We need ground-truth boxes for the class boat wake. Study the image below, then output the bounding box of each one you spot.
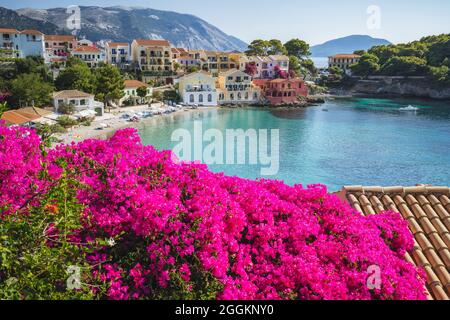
[399,105,419,111]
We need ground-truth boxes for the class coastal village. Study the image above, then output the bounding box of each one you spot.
[0,28,339,137]
[0,6,450,303]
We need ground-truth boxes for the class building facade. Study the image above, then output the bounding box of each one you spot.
[120,80,153,105]
[106,42,130,68]
[0,28,45,59]
[131,39,174,83]
[217,69,261,105]
[239,55,290,79]
[254,78,308,105]
[178,71,218,106]
[52,90,104,116]
[328,54,361,74]
[203,51,238,77]
[44,34,77,64]
[73,45,105,68]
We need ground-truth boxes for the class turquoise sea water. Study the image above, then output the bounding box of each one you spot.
[138,97,450,191]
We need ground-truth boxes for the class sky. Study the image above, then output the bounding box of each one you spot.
[1,0,449,45]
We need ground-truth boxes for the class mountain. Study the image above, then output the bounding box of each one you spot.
[9,6,248,51]
[311,35,391,57]
[0,7,60,34]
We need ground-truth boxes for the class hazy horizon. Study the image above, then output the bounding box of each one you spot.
[1,1,449,46]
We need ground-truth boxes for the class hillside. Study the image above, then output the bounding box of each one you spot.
[11,6,248,51]
[0,7,60,34]
[311,35,391,57]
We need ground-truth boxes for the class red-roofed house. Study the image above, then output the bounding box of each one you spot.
[0,28,44,59]
[328,54,361,74]
[106,42,130,68]
[44,35,77,64]
[120,80,153,105]
[131,39,174,83]
[73,45,105,68]
[254,78,308,106]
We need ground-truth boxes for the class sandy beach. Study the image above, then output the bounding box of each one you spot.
[55,103,218,145]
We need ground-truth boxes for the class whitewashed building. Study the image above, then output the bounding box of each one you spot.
[73,45,105,68]
[120,80,153,105]
[178,71,217,106]
[52,90,104,116]
[0,28,45,59]
[106,42,130,68]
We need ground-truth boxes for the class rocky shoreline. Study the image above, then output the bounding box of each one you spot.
[219,96,327,109]
[333,77,450,101]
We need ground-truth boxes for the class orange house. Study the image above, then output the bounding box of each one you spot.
[254,78,308,106]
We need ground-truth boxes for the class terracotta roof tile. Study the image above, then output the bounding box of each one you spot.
[134,39,170,46]
[124,80,148,88]
[0,28,19,33]
[44,35,76,42]
[53,90,92,99]
[337,185,450,300]
[107,42,129,47]
[74,46,100,53]
[330,54,361,59]
[20,29,43,35]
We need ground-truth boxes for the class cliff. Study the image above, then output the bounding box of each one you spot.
[347,77,450,100]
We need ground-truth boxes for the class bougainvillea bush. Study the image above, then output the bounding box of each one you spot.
[0,123,427,300]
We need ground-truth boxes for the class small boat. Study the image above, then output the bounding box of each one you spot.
[399,105,419,111]
[322,109,329,112]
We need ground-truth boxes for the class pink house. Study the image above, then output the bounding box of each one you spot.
[254,78,308,106]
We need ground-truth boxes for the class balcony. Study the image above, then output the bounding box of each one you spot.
[185,86,215,92]
[142,70,176,77]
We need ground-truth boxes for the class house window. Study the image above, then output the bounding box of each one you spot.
[208,94,212,102]
[199,94,204,103]
[245,92,249,100]
[69,99,76,105]
[80,99,86,105]
[190,94,194,103]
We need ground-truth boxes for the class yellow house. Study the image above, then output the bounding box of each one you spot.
[131,39,174,83]
[216,69,261,105]
[203,51,238,76]
[178,71,218,106]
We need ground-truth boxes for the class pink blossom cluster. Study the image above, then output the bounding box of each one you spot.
[0,123,427,300]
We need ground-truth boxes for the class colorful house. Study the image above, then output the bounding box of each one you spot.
[52,90,104,116]
[106,42,130,68]
[73,45,105,68]
[44,34,77,64]
[178,71,217,106]
[120,80,153,105]
[328,54,361,74]
[217,69,261,105]
[131,39,174,83]
[0,28,45,59]
[254,78,308,105]
[203,51,238,77]
[239,55,290,79]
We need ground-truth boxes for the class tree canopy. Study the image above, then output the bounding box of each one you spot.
[349,33,450,83]
[284,39,311,59]
[94,64,125,104]
[55,63,96,93]
[10,73,53,107]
